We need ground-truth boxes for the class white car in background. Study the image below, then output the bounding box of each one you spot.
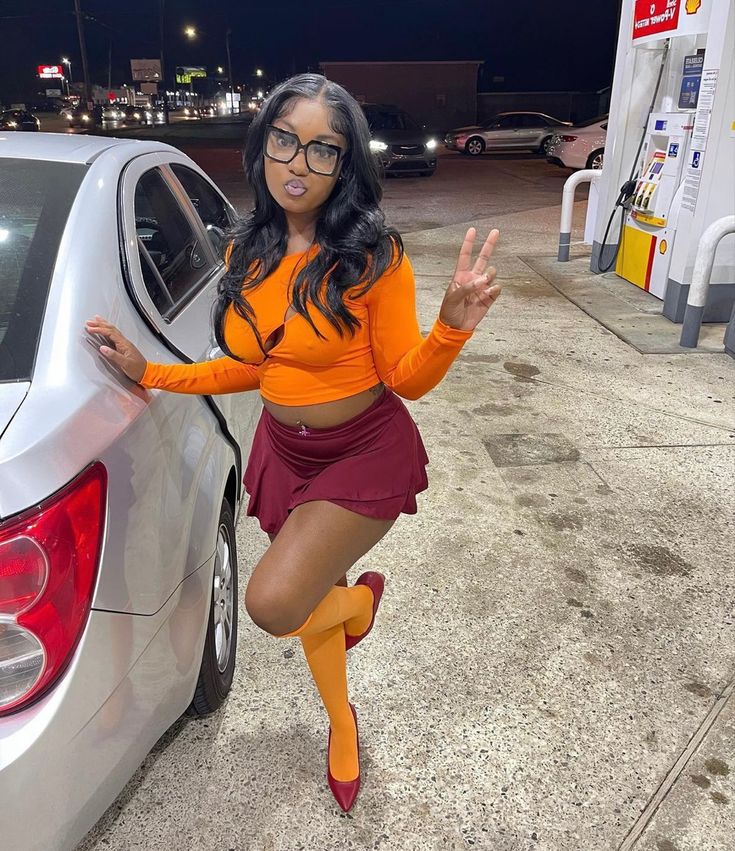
[545,115,607,170]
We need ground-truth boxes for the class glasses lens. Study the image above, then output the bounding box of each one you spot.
[266,127,298,162]
[306,142,339,175]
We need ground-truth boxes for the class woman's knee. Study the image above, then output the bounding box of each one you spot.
[244,579,307,636]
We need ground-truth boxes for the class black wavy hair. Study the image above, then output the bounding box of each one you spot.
[213,73,403,360]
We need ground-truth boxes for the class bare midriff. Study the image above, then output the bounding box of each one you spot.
[262,383,385,429]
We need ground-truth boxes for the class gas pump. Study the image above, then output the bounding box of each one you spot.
[591,0,734,328]
[616,110,694,296]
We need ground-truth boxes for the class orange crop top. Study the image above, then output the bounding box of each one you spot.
[140,247,473,404]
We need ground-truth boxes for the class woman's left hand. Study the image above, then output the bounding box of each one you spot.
[439,228,501,332]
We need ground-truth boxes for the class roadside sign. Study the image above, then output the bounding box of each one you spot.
[130,59,162,82]
[38,64,64,79]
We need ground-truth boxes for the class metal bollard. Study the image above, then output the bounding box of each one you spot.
[680,215,735,348]
[558,169,602,262]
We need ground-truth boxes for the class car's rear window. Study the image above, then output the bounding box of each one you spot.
[576,115,609,128]
[0,158,87,381]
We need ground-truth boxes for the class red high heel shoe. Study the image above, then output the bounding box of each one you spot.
[345,572,385,651]
[327,703,360,812]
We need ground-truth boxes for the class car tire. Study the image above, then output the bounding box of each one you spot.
[186,497,239,718]
[465,136,485,156]
[538,136,553,155]
[586,149,605,170]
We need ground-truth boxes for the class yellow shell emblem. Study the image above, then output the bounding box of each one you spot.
[685,0,701,14]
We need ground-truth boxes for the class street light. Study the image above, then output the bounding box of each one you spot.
[255,68,263,77]
[62,57,73,97]
[184,25,197,38]
[217,66,224,74]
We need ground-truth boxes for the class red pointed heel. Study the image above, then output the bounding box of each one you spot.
[327,703,360,812]
[345,572,384,651]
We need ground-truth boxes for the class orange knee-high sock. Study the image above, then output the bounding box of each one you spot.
[300,626,359,782]
[280,585,373,638]
[279,586,373,784]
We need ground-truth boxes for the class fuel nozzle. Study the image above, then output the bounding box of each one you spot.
[618,180,638,208]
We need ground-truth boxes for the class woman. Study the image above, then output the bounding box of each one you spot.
[86,74,501,812]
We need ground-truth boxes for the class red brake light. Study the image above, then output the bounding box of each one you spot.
[560,135,578,142]
[0,463,107,715]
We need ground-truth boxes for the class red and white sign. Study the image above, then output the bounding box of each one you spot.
[633,0,710,43]
[633,0,681,42]
[37,64,64,79]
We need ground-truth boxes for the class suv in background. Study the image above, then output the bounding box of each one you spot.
[361,104,438,177]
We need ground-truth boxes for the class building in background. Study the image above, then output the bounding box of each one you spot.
[319,60,483,130]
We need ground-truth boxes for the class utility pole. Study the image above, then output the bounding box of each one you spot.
[159,0,169,123]
[73,0,92,108]
[107,40,112,92]
[226,28,235,116]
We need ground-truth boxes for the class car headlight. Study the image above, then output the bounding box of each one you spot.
[426,138,437,150]
[8,121,17,128]
[145,111,151,118]
[82,115,90,122]
[369,140,388,153]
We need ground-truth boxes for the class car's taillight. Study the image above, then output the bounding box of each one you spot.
[0,463,107,716]
[560,135,578,142]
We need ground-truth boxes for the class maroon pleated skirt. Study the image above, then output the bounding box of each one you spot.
[243,389,429,535]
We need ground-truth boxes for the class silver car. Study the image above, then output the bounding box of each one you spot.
[0,133,257,850]
[444,111,571,156]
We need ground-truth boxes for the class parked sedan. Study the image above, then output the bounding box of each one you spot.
[362,104,438,177]
[545,115,607,170]
[0,110,40,132]
[0,133,256,851]
[445,111,571,156]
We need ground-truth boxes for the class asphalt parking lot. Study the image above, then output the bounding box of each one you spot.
[77,152,733,851]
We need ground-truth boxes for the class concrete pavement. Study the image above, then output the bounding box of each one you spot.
[78,170,733,851]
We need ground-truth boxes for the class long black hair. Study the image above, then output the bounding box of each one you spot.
[213,73,403,360]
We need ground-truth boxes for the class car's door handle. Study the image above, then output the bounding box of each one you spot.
[207,346,223,360]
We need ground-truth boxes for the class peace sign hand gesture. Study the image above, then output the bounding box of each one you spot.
[438,228,501,333]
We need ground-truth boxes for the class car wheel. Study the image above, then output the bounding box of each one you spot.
[465,136,485,156]
[538,136,553,155]
[586,149,604,170]
[186,497,239,717]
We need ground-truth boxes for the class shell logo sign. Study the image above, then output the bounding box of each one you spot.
[633,0,709,42]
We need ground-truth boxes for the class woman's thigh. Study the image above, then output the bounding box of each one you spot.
[246,500,394,635]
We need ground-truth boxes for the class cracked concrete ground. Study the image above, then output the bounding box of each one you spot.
[78,157,734,851]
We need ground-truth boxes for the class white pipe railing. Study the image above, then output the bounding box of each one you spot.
[680,215,735,348]
[558,169,602,262]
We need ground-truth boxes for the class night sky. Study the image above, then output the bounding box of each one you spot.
[0,0,620,102]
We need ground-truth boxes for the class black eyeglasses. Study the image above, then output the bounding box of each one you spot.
[264,125,344,176]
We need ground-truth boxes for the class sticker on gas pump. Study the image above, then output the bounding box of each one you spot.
[668,143,680,157]
[691,150,701,168]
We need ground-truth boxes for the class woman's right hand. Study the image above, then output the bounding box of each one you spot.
[85,316,148,384]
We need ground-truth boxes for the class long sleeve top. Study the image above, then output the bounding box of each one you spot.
[140,248,472,403]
